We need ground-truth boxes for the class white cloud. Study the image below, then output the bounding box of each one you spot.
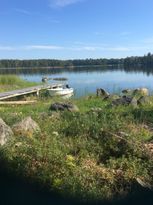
[69,45,131,52]
[0,45,63,51]
[70,46,97,51]
[24,45,63,50]
[14,8,31,15]
[0,44,152,52]
[49,0,85,8]
[83,46,97,51]
[106,47,130,51]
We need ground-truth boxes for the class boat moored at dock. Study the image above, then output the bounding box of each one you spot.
[47,84,74,97]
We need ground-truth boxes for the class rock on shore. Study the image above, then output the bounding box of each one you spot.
[12,116,41,137]
[0,118,13,146]
[49,102,79,112]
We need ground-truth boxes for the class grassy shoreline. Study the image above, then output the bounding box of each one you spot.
[0,75,38,92]
[0,76,153,203]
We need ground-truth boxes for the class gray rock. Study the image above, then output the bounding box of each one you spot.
[122,89,131,94]
[0,118,13,146]
[130,97,138,107]
[96,88,110,98]
[112,96,137,107]
[133,88,149,96]
[68,104,79,112]
[112,96,129,106]
[103,94,120,101]
[137,96,150,105]
[49,102,79,112]
[12,116,40,136]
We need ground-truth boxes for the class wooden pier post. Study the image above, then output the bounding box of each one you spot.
[36,89,39,96]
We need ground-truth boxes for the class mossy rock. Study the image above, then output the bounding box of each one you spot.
[12,116,41,137]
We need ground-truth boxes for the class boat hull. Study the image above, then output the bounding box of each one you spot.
[48,88,74,96]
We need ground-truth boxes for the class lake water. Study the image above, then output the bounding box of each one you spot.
[0,66,153,97]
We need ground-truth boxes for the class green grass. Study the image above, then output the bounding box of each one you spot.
[0,75,38,92]
[0,76,153,202]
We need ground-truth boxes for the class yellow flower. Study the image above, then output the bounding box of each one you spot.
[66,154,75,161]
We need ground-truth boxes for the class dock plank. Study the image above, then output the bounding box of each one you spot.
[0,84,62,100]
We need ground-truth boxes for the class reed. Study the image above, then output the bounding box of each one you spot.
[0,75,38,92]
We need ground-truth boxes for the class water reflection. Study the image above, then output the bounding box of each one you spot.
[0,66,153,97]
[0,65,153,75]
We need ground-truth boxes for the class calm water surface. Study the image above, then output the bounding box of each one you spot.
[1,66,153,97]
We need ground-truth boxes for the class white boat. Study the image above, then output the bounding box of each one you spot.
[48,84,74,96]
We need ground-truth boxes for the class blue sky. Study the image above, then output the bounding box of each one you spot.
[0,0,153,59]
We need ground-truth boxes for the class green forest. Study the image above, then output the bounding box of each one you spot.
[0,53,153,68]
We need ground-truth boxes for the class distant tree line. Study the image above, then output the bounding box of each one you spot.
[0,58,123,68]
[124,53,153,68]
[0,53,153,68]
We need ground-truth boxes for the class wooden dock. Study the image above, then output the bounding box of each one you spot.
[0,84,61,101]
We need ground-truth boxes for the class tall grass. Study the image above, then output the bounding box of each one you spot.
[0,75,38,92]
[0,95,153,202]
[0,75,25,85]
